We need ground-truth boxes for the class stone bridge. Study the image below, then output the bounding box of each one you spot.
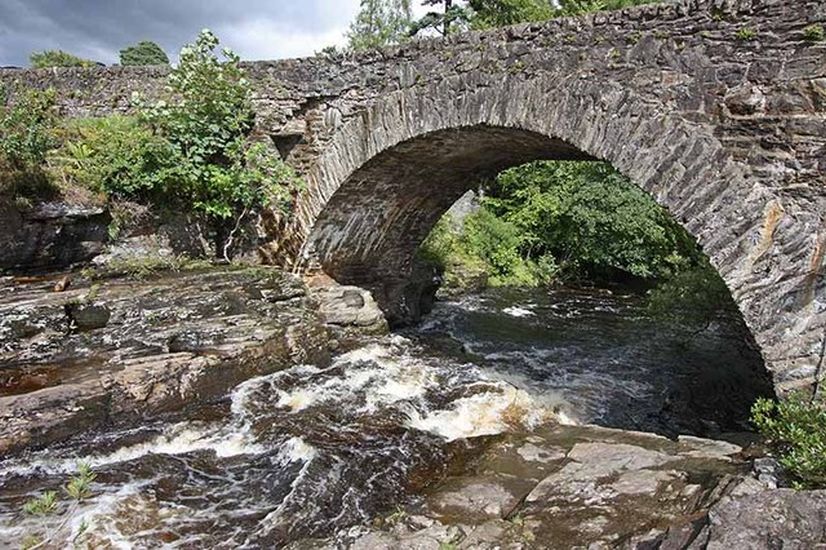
[1,0,825,395]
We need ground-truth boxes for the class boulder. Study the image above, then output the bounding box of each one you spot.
[0,199,109,271]
[691,489,826,549]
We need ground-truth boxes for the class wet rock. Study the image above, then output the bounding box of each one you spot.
[0,267,387,455]
[365,260,443,327]
[65,302,111,331]
[0,383,110,456]
[311,283,389,351]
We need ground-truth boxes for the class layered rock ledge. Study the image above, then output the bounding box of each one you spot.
[299,424,823,549]
[0,267,387,455]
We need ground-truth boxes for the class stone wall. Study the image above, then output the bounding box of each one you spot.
[1,0,824,394]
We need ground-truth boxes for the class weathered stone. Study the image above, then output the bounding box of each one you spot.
[724,84,766,115]
[698,489,826,549]
[305,424,760,549]
[1,0,824,394]
[0,199,110,271]
[0,267,387,455]
[65,302,111,331]
[310,281,389,350]
[430,478,522,522]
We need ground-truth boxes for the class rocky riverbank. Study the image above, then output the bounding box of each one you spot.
[0,266,387,455]
[1,269,824,548]
[1,206,823,548]
[296,424,823,549]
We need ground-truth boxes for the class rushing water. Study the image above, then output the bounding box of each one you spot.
[0,286,773,548]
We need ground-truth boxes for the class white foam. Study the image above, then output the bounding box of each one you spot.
[503,306,535,317]
[281,437,318,463]
[406,384,556,441]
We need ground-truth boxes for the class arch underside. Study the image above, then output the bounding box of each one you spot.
[306,126,592,294]
[297,76,825,396]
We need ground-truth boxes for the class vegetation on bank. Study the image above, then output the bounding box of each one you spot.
[29,50,99,69]
[752,395,826,489]
[1,30,302,258]
[20,463,96,549]
[0,85,58,202]
[418,161,722,310]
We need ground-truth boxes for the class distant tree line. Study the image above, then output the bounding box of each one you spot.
[29,40,170,69]
[347,0,656,50]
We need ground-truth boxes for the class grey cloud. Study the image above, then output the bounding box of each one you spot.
[0,0,359,67]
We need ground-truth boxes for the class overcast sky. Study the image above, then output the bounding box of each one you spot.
[0,0,432,67]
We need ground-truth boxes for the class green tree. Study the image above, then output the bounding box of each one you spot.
[467,0,554,29]
[348,0,413,50]
[119,41,170,66]
[30,50,98,69]
[411,0,472,36]
[486,161,699,280]
[556,0,655,16]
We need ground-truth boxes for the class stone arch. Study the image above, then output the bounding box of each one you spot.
[293,72,823,395]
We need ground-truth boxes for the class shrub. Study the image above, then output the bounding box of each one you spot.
[23,491,58,516]
[803,24,825,42]
[736,27,758,41]
[17,464,96,548]
[119,41,170,66]
[65,463,96,500]
[30,50,97,69]
[50,115,172,198]
[752,395,826,489]
[0,85,59,199]
[139,29,302,227]
[48,30,302,257]
[0,86,57,168]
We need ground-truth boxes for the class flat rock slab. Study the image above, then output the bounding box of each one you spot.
[307,424,758,549]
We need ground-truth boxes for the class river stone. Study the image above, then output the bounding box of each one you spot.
[311,283,389,351]
[516,442,566,463]
[328,425,755,550]
[65,302,111,331]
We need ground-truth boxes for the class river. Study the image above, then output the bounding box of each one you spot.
[0,286,774,548]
